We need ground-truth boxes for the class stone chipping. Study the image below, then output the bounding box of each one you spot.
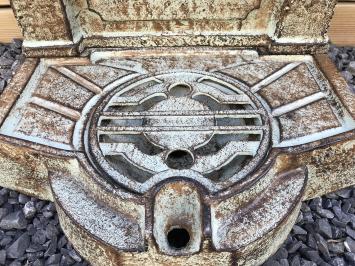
[0,41,355,265]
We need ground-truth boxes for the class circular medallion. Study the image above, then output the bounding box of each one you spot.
[87,71,270,193]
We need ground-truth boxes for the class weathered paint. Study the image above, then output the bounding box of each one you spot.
[153,182,203,255]
[11,0,336,56]
[2,0,355,264]
[0,49,354,265]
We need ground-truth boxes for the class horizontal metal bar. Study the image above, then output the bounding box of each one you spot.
[97,125,265,134]
[100,109,264,120]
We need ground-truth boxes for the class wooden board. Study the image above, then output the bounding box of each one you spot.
[0,8,22,43]
[0,3,355,46]
[329,3,355,46]
[0,0,10,7]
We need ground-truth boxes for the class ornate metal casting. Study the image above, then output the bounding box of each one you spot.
[0,1,354,265]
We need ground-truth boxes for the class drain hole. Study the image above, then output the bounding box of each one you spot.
[167,228,190,249]
[169,84,191,97]
[166,150,194,169]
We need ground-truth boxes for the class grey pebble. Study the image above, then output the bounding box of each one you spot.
[18,194,30,204]
[264,259,281,266]
[324,199,333,209]
[332,226,346,239]
[329,257,346,266]
[7,232,30,259]
[0,249,6,265]
[342,201,352,213]
[57,235,67,249]
[345,237,355,253]
[310,198,322,210]
[33,259,44,266]
[23,201,36,219]
[341,71,354,82]
[317,218,333,238]
[348,61,355,75]
[61,254,76,265]
[279,258,289,266]
[290,255,301,266]
[0,210,27,230]
[46,253,62,264]
[8,261,21,266]
[307,235,318,250]
[303,212,314,223]
[287,241,302,253]
[328,241,345,255]
[0,235,12,246]
[273,247,288,260]
[69,249,82,262]
[32,229,47,245]
[345,252,355,264]
[346,225,355,239]
[0,208,8,220]
[301,260,317,266]
[292,225,307,235]
[336,188,353,199]
[315,234,331,260]
[45,223,59,239]
[300,248,322,263]
[0,80,5,93]
[316,207,335,219]
[27,243,45,253]
[45,239,58,257]
[0,195,5,206]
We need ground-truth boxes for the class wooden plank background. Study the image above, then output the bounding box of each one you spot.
[0,2,355,46]
[0,0,10,7]
[329,3,355,46]
[0,9,22,43]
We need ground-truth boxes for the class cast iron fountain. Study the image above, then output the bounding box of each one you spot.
[0,0,354,265]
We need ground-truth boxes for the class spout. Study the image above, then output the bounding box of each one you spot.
[153,181,203,255]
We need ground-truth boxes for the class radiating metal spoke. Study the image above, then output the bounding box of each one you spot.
[30,96,81,121]
[271,92,325,117]
[251,62,302,93]
[52,66,102,95]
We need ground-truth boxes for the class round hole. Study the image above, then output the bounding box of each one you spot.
[167,227,190,249]
[168,83,192,97]
[166,150,194,169]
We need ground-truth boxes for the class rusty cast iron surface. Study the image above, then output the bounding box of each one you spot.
[11,0,336,56]
[0,50,354,265]
[0,0,354,265]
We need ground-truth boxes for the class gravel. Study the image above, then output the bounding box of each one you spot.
[265,188,355,266]
[0,40,22,93]
[0,41,355,265]
[0,187,89,266]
